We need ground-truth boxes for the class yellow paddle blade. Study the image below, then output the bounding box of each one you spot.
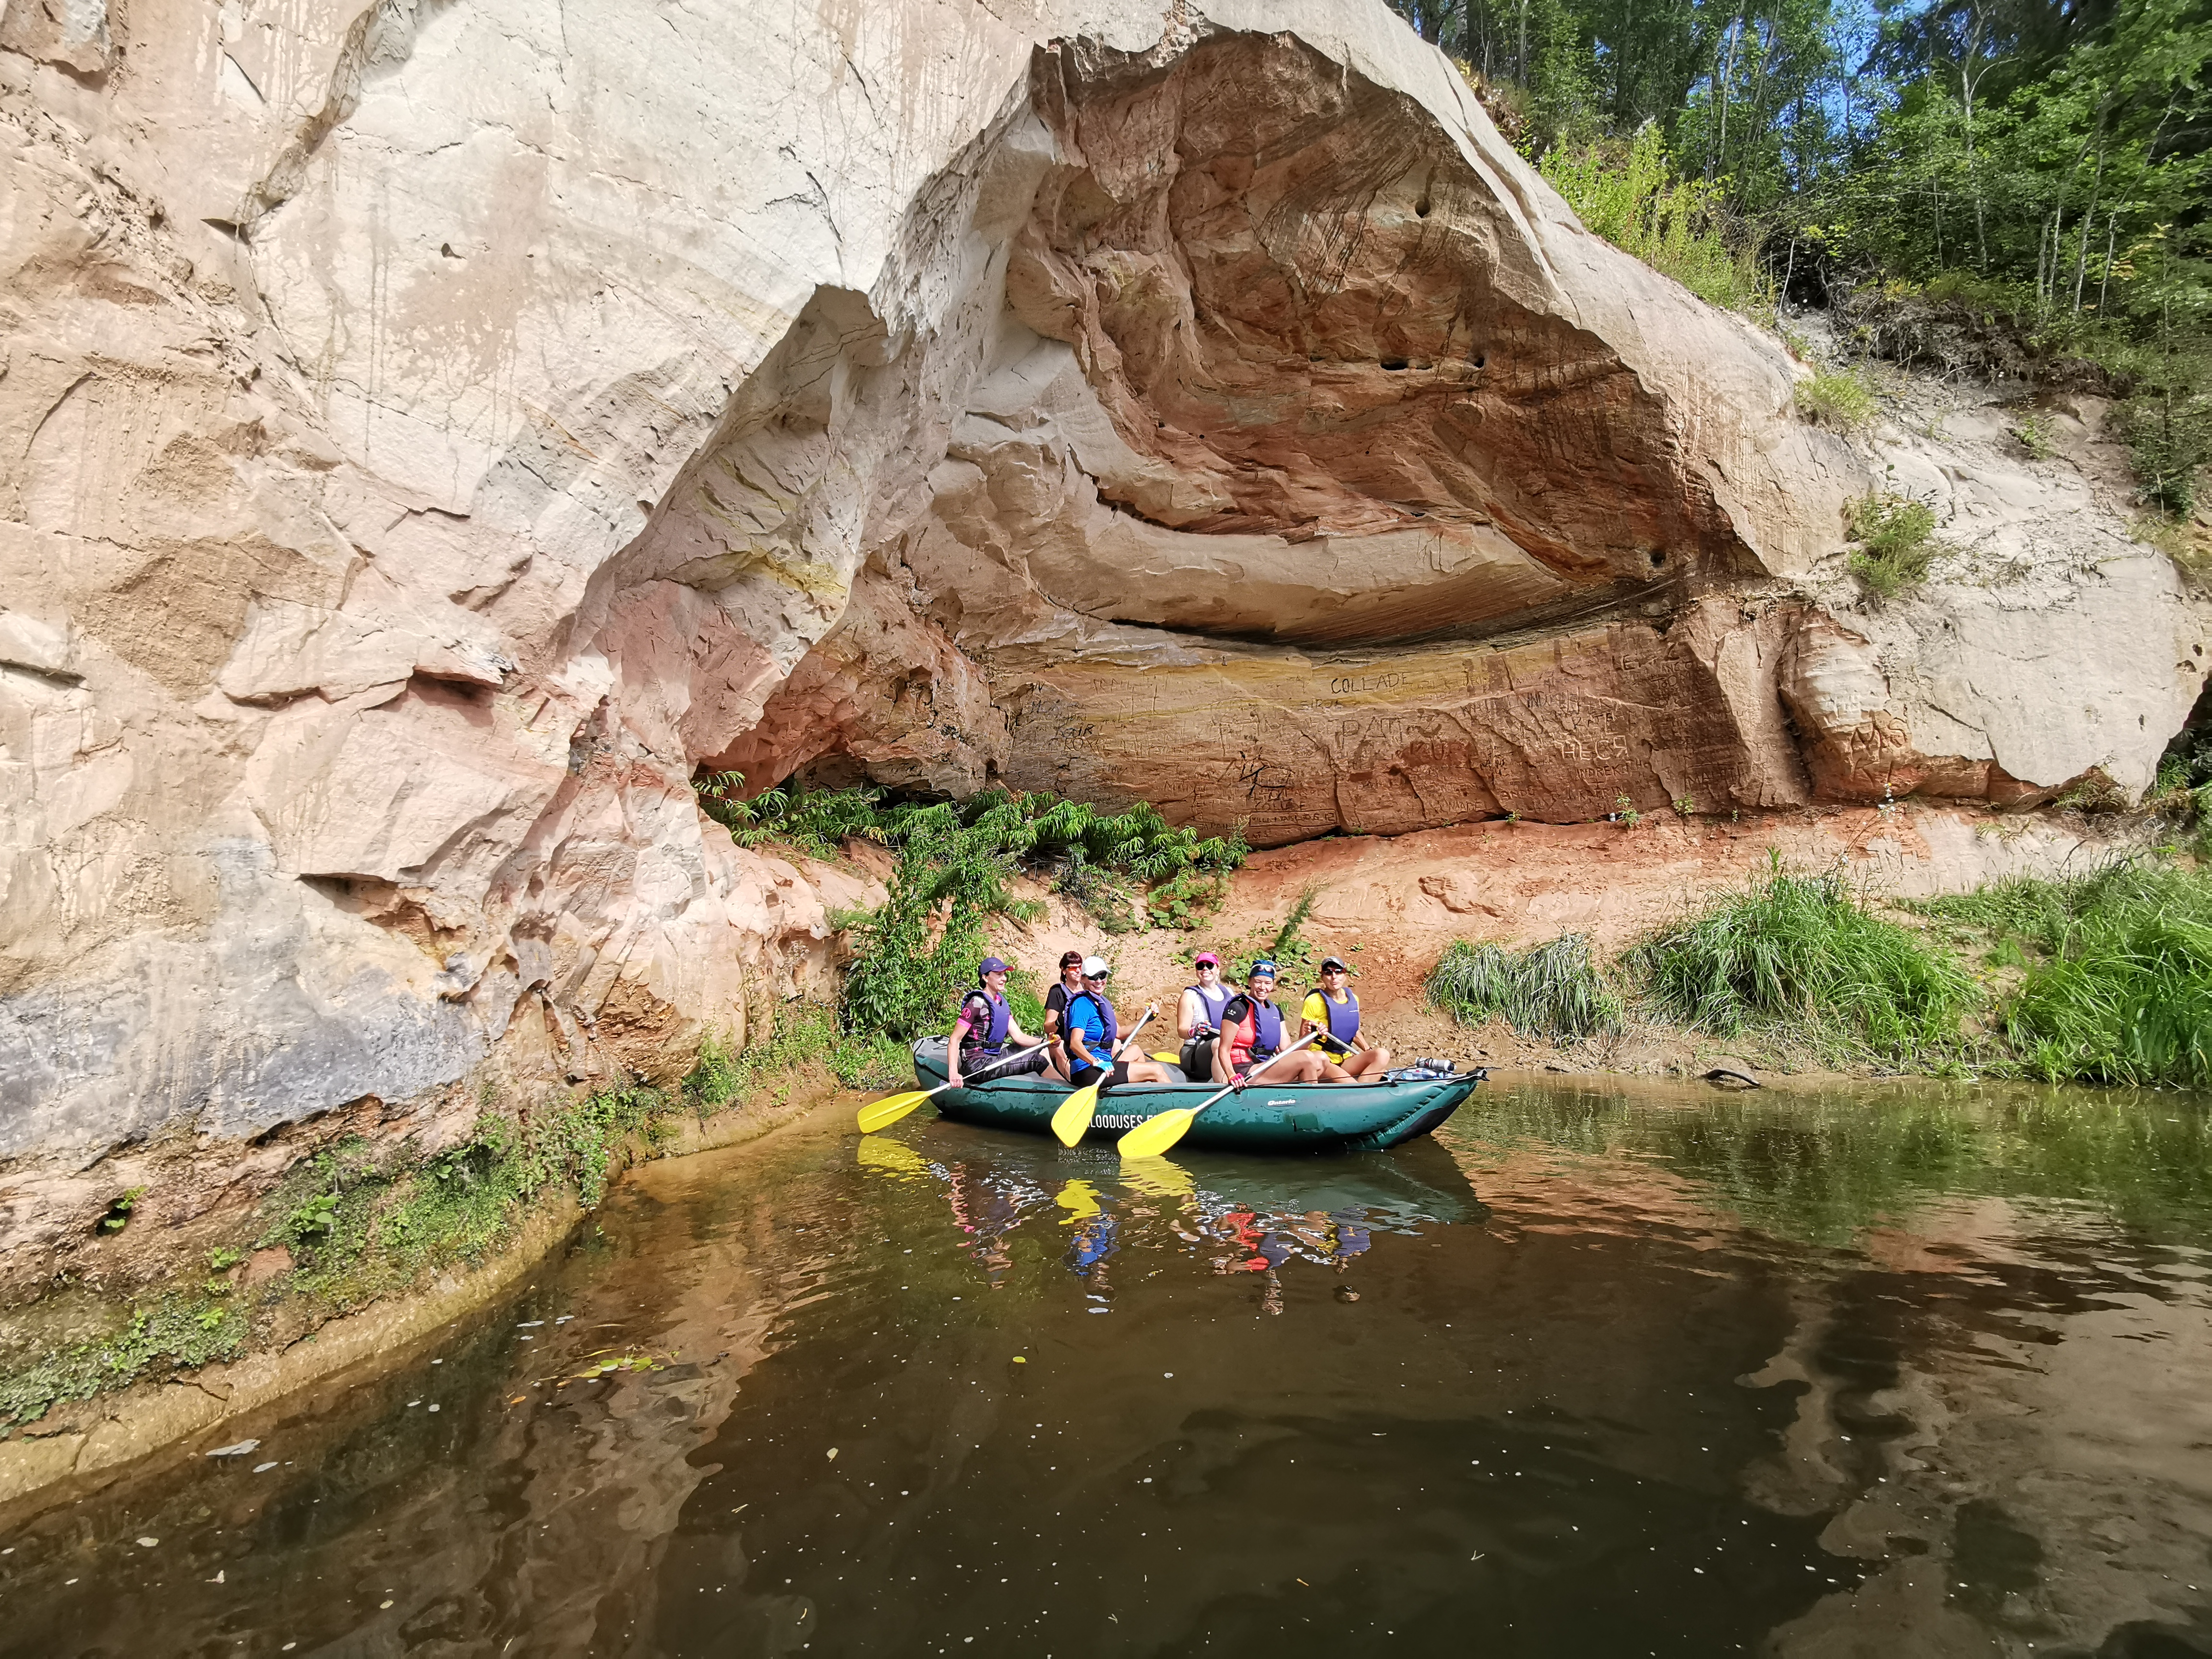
[1048,1082,1101,1148]
[1150,1051,1180,1064]
[856,1090,929,1133]
[1117,1106,1201,1160]
[1056,1178,1101,1222]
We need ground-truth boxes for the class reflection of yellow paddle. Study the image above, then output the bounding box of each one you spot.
[857,1137,932,1177]
[1117,1032,1324,1159]
[1056,1179,1102,1222]
[1048,1008,1156,1148]
[1120,1157,1196,1201]
[857,1042,1048,1133]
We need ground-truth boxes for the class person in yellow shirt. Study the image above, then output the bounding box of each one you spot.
[1299,956,1392,1081]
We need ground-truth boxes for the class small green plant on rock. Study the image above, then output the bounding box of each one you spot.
[1845,492,1938,599]
[97,1188,146,1234]
[2011,411,2056,459]
[1795,366,1878,430]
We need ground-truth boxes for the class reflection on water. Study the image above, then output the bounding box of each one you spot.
[1,1077,2209,1657]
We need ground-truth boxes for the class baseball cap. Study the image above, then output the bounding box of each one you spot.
[1247,958,1278,979]
[978,956,1011,977]
[1320,956,1349,974]
[1194,952,1219,968]
[1082,955,1112,979]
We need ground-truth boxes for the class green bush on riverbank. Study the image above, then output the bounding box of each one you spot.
[1627,857,1973,1066]
[700,782,1249,1044]
[1919,864,2212,1089]
[1428,854,2212,1088]
[1427,934,1623,1044]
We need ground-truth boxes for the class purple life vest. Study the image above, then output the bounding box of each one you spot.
[958,989,1011,1061]
[1065,991,1118,1063]
[1321,989,1360,1050]
[1187,981,1231,1032]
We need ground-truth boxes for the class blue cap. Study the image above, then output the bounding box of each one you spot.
[977,956,1011,978]
[1248,959,1279,978]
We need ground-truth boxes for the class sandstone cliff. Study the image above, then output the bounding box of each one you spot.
[0,0,2204,1282]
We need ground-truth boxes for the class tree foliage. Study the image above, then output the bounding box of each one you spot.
[1387,0,2212,512]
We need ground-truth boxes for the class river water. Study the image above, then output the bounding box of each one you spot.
[5,1077,2211,1658]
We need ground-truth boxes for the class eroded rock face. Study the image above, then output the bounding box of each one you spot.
[0,0,2202,1210]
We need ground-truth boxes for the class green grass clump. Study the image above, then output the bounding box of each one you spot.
[1625,856,1972,1065]
[1796,366,1880,430]
[1427,934,1624,1044]
[1845,491,1938,597]
[1539,125,1770,315]
[1919,863,2212,1089]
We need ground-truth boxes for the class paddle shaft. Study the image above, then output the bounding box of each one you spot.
[945,1038,1050,1093]
[1203,1028,1323,1108]
[1113,1031,1326,1158]
[1110,1007,1156,1062]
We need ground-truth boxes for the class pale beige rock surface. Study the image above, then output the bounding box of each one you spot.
[0,0,2201,1253]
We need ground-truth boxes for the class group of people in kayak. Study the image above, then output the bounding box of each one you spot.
[945,948,1391,1093]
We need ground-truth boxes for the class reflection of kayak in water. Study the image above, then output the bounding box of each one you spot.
[909,1037,1485,1153]
[1187,1138,1484,1233]
[855,1132,1486,1281]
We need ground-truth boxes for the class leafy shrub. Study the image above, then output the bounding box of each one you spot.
[1539,124,1769,315]
[1427,934,1624,1043]
[684,784,1254,1042]
[1796,366,1879,430]
[694,773,890,860]
[1845,492,1938,597]
[1626,855,1972,1064]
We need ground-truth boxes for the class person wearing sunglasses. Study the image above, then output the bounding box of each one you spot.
[1214,959,1349,1086]
[947,957,1050,1089]
[1300,955,1392,1079]
[1062,957,1177,1091]
[1176,950,1235,1083]
[1041,949,1087,1081]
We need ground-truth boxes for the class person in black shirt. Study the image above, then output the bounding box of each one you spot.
[1041,949,1085,1081]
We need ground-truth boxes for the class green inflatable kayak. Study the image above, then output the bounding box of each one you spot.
[908,1038,1486,1154]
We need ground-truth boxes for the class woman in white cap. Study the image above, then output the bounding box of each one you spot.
[946,956,1048,1090]
[1061,957,1177,1092]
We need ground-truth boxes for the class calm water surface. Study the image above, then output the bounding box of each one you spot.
[5,1077,2212,1658]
